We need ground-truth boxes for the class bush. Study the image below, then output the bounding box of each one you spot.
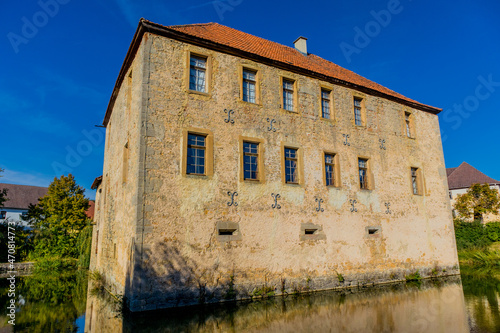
[0,222,34,262]
[454,220,492,251]
[485,222,500,242]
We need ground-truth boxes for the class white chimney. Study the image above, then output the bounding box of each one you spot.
[293,36,308,55]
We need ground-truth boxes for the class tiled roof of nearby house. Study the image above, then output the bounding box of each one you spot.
[0,184,48,210]
[447,162,500,190]
[91,176,102,190]
[103,19,441,125]
[86,200,95,220]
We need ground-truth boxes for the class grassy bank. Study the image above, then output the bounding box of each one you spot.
[455,220,500,268]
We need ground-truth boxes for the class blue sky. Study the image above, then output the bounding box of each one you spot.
[1,0,499,200]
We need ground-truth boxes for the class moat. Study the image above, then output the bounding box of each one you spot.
[1,268,499,332]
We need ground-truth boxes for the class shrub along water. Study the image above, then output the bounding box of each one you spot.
[454,220,500,267]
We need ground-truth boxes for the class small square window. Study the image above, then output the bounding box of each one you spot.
[283,79,295,111]
[321,89,331,119]
[285,147,298,184]
[242,69,257,103]
[187,134,206,175]
[358,158,369,189]
[354,97,363,126]
[189,55,207,92]
[0,211,6,219]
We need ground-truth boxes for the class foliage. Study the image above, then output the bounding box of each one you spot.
[26,174,90,259]
[454,220,493,250]
[76,224,93,269]
[337,272,344,283]
[454,183,500,222]
[0,257,89,332]
[486,222,500,242]
[405,271,422,282]
[458,246,500,267]
[0,169,7,208]
[0,222,34,262]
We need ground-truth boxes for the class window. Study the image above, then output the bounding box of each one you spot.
[411,167,420,195]
[405,112,412,137]
[0,211,5,219]
[242,68,257,103]
[358,158,368,189]
[282,78,295,111]
[187,133,206,175]
[321,89,331,119]
[243,142,259,180]
[189,55,207,92]
[285,148,298,183]
[325,153,336,186]
[354,97,363,126]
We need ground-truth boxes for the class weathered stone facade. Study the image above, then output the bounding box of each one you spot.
[90,20,460,311]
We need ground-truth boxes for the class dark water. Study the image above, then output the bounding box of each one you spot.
[2,269,500,332]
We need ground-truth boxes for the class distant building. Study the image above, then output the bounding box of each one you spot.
[447,162,500,222]
[0,184,48,227]
[90,19,459,312]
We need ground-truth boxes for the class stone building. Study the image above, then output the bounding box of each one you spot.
[447,161,500,222]
[90,19,459,311]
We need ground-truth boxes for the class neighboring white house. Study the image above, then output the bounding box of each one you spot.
[0,183,48,227]
[447,162,500,222]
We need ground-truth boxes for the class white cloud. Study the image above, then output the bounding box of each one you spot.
[0,168,53,188]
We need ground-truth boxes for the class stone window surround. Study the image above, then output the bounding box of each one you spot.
[410,166,424,196]
[280,142,304,186]
[238,65,262,105]
[403,109,416,139]
[185,50,212,96]
[280,76,298,113]
[239,136,266,183]
[322,151,341,187]
[352,92,367,127]
[319,86,334,121]
[358,156,374,191]
[181,127,214,178]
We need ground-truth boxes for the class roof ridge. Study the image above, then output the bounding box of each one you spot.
[166,22,217,29]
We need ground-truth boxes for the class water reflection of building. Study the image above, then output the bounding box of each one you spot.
[90,19,460,311]
[85,278,469,333]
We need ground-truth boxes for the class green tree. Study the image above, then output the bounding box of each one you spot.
[0,168,8,207]
[27,174,90,258]
[454,183,500,222]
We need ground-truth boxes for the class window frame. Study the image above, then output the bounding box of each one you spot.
[403,110,416,139]
[280,143,304,185]
[320,88,333,120]
[239,66,260,104]
[186,51,211,95]
[181,128,214,178]
[352,93,367,127]
[410,167,424,195]
[358,157,373,190]
[0,211,6,219]
[322,151,340,187]
[239,136,265,183]
[280,77,298,113]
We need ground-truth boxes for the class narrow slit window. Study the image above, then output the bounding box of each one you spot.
[189,55,207,92]
[187,134,206,175]
[405,112,412,137]
[321,89,331,119]
[354,97,363,126]
[283,79,294,111]
[359,158,368,189]
[325,153,335,186]
[243,142,259,180]
[243,69,257,103]
[305,229,317,235]
[285,148,298,184]
[411,167,419,195]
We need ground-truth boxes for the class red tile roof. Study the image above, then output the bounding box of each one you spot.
[0,184,48,210]
[167,22,435,110]
[103,19,441,125]
[447,162,500,190]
